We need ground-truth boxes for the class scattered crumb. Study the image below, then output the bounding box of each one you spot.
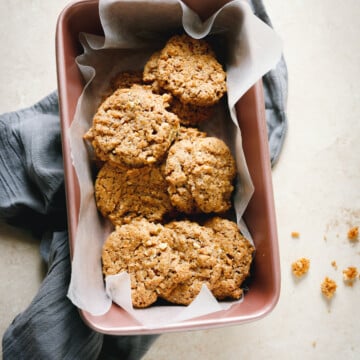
[347,226,359,241]
[291,257,310,278]
[342,266,358,286]
[323,235,327,241]
[312,341,317,348]
[331,260,338,270]
[291,231,300,238]
[321,277,337,299]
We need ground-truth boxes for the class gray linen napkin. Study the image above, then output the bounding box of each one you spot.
[1,1,287,359]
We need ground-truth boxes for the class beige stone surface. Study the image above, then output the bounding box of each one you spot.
[1,0,360,359]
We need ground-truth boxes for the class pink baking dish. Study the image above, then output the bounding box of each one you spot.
[56,0,280,335]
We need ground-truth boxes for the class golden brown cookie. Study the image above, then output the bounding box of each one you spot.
[99,70,144,102]
[143,49,214,125]
[95,161,173,225]
[102,220,186,308]
[203,217,255,300]
[157,34,227,106]
[164,137,236,214]
[161,218,254,305]
[164,139,196,213]
[169,97,214,126]
[160,220,219,304]
[86,84,180,167]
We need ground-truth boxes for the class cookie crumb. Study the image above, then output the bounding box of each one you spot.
[321,277,337,299]
[347,226,359,241]
[342,266,358,286]
[291,257,310,278]
[291,231,300,238]
[312,341,317,348]
[331,260,338,270]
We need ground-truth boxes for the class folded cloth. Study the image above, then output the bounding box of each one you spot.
[250,1,288,166]
[1,1,287,359]
[0,92,157,360]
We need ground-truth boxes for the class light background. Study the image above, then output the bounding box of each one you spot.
[1,1,360,359]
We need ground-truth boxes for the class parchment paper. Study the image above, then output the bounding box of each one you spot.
[67,0,282,327]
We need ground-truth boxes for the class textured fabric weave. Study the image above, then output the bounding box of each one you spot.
[1,1,287,359]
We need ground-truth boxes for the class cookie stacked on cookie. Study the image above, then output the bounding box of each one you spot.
[84,34,254,308]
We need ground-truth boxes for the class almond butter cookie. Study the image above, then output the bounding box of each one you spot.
[95,161,173,225]
[102,220,187,308]
[161,218,254,305]
[203,217,255,300]
[85,84,180,167]
[157,34,227,106]
[165,137,236,214]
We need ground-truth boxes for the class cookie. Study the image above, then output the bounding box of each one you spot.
[157,34,227,106]
[160,220,218,304]
[165,137,236,214]
[95,161,173,225]
[99,70,144,103]
[164,139,196,213]
[203,217,254,300]
[143,49,214,125]
[161,218,254,305]
[169,97,214,126]
[102,220,186,308]
[86,84,180,167]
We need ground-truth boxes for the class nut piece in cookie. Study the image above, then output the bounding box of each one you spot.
[157,34,227,106]
[165,137,236,214]
[95,161,173,225]
[86,84,180,167]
